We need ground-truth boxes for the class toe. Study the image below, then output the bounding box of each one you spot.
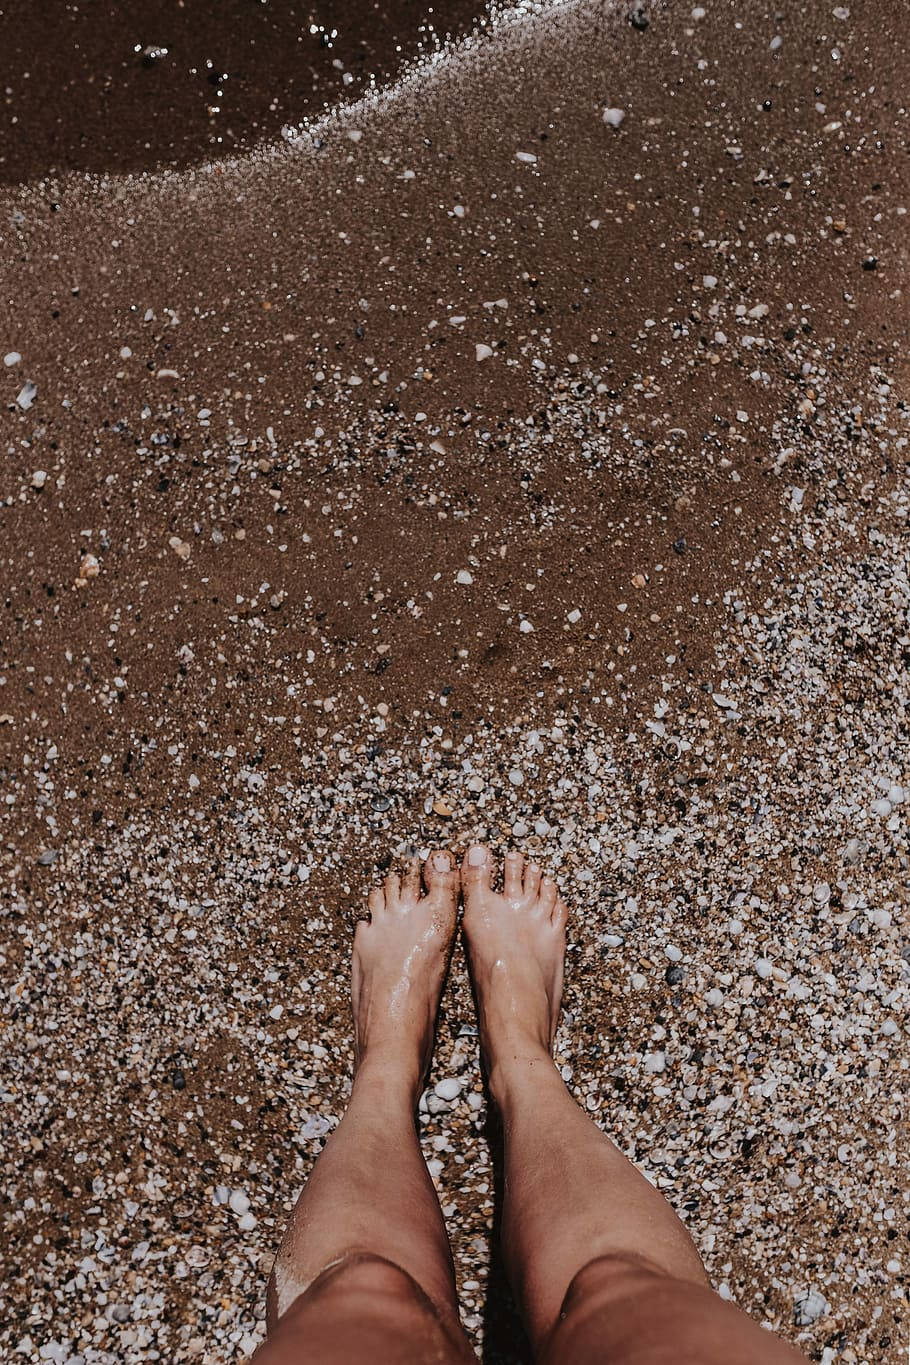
[401,855,421,902]
[383,870,401,906]
[461,844,493,897]
[423,849,458,903]
[523,861,542,898]
[538,874,558,916]
[367,886,385,920]
[551,896,569,930]
[503,849,524,898]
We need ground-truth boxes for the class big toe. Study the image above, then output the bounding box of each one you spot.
[423,850,458,908]
[461,844,493,901]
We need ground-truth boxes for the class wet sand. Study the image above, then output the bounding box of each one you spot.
[1,1,908,1360]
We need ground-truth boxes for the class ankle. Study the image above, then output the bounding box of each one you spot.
[487,1043,560,1108]
[354,1050,425,1104]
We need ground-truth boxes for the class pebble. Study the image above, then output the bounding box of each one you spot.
[456,569,474,584]
[4,350,21,366]
[602,107,626,127]
[16,380,37,409]
[434,1078,463,1102]
[475,343,494,361]
[794,1289,828,1326]
[228,1190,250,1216]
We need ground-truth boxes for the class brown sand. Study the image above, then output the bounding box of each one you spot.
[1,1,908,1360]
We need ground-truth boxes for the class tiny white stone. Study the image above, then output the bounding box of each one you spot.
[31,470,47,488]
[703,274,718,288]
[434,1078,462,1102]
[508,768,524,786]
[237,1212,257,1232]
[228,1190,250,1216]
[519,619,534,633]
[475,343,494,361]
[515,151,537,163]
[269,1004,283,1020]
[664,944,683,962]
[712,693,735,708]
[456,569,474,585]
[644,1051,666,1073]
[512,819,529,838]
[567,608,581,623]
[119,346,132,359]
[4,351,22,366]
[870,798,892,817]
[705,988,725,1007]
[602,107,626,128]
[755,958,774,979]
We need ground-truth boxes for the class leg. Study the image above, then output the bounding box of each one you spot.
[461,846,807,1363]
[254,851,475,1365]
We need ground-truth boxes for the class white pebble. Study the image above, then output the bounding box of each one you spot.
[703,274,718,289]
[515,150,537,163]
[237,1212,257,1232]
[602,107,626,128]
[508,768,524,786]
[519,619,534,633]
[644,1051,666,1073]
[870,798,892,817]
[755,958,774,979]
[31,470,47,489]
[475,343,494,361]
[4,351,22,366]
[567,608,581,623]
[228,1190,250,1216]
[434,1078,462,1102]
[705,988,725,1007]
[664,944,682,962]
[456,569,474,585]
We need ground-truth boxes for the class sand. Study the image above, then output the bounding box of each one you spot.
[1,0,907,1360]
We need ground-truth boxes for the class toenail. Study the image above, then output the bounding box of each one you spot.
[467,846,487,866]
[432,851,450,871]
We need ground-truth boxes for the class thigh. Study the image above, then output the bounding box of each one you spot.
[542,1253,808,1365]
[252,1251,477,1365]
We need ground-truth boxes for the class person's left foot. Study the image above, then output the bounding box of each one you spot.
[352,851,459,1088]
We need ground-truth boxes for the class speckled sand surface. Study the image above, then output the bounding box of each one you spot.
[1,1,908,1361]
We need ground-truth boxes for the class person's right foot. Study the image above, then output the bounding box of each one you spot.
[460,846,569,1093]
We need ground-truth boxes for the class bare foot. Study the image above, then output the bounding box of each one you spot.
[460,846,569,1096]
[352,850,459,1091]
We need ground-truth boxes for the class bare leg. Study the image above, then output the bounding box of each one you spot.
[461,846,807,1363]
[254,851,475,1364]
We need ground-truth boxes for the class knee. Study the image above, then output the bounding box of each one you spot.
[559,1251,669,1319]
[308,1250,427,1306]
